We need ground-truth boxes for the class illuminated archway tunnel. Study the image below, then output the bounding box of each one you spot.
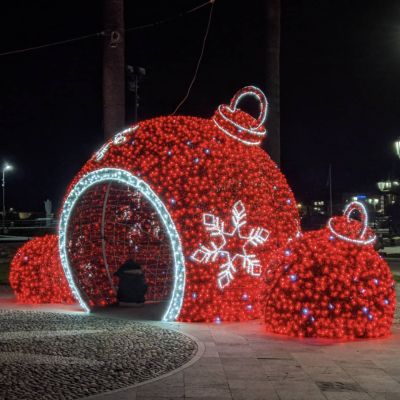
[58,169,185,321]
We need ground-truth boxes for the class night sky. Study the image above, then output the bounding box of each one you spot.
[1,0,400,213]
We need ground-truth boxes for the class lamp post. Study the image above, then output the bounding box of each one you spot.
[395,140,400,159]
[2,163,13,234]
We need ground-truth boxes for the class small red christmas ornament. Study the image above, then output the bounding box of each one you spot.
[264,201,396,339]
[9,235,74,304]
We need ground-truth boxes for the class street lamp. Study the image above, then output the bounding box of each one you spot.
[2,163,13,234]
[377,180,400,193]
[395,140,400,159]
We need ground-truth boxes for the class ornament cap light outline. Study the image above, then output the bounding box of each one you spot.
[212,86,268,146]
[327,201,376,245]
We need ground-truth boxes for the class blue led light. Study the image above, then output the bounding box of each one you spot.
[215,316,221,324]
[290,274,297,282]
[242,293,249,301]
[284,249,291,256]
[193,157,200,164]
[362,306,369,314]
[328,303,334,310]
[384,299,389,305]
[302,307,309,315]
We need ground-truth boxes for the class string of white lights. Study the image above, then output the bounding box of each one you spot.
[228,85,268,129]
[216,105,266,136]
[212,118,261,146]
[343,201,368,238]
[94,125,139,162]
[191,200,269,289]
[327,201,376,245]
[212,86,268,146]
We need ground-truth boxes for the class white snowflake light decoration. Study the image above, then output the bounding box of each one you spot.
[191,201,270,289]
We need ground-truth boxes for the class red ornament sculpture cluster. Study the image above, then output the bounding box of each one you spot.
[8,86,396,338]
[264,202,396,338]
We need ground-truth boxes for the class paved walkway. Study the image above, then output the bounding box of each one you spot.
[1,289,400,399]
[86,318,400,400]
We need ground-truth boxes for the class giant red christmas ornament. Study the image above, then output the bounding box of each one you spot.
[9,235,74,304]
[52,85,299,322]
[264,202,396,338]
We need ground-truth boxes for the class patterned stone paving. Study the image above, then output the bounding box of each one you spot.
[0,287,399,399]
[0,311,197,400]
[91,287,400,400]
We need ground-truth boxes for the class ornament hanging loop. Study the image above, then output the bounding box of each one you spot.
[229,86,268,129]
[343,201,368,239]
[327,201,376,245]
[212,86,268,146]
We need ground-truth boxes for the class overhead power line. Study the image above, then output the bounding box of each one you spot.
[172,0,215,114]
[0,32,105,57]
[0,0,213,58]
[126,0,212,32]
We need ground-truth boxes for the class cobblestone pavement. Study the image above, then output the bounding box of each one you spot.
[0,311,197,400]
[90,321,400,400]
[0,289,399,399]
[89,288,400,400]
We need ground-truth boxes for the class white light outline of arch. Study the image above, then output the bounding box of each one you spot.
[58,168,186,321]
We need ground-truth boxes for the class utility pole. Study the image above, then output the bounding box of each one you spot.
[265,0,281,165]
[103,0,125,140]
[2,170,5,234]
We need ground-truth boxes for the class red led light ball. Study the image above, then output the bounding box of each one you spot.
[9,235,74,304]
[57,86,300,321]
[264,202,396,338]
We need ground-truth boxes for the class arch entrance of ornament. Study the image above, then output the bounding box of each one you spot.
[58,168,185,321]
